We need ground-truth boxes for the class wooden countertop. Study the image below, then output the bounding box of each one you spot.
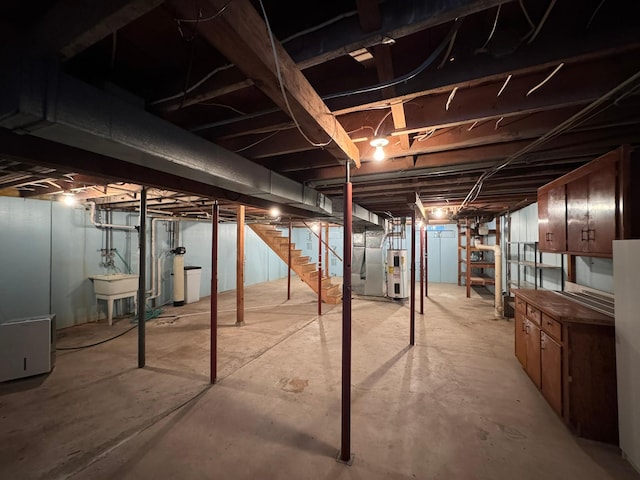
[512,289,614,327]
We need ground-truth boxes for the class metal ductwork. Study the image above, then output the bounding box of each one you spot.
[0,56,337,215]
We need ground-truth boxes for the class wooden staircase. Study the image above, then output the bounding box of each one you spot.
[249,223,342,304]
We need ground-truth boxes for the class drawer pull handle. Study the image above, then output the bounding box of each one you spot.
[547,321,553,326]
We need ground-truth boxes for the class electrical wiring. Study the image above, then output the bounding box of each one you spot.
[258,0,336,148]
[478,4,501,51]
[150,64,235,106]
[459,69,640,211]
[188,20,461,133]
[173,0,235,23]
[322,18,463,100]
[233,130,281,153]
[153,6,355,108]
[587,0,608,29]
[527,0,557,44]
[446,87,459,111]
[373,110,393,136]
[497,74,512,97]
[437,25,459,69]
[526,63,564,96]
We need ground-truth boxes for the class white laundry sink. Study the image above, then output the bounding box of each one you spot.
[89,274,139,325]
[89,274,139,295]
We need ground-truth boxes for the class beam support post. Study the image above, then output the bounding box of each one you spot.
[137,187,147,368]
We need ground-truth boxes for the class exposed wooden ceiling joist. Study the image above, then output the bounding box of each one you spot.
[169,0,361,166]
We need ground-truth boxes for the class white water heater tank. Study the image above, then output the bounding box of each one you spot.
[386,249,409,299]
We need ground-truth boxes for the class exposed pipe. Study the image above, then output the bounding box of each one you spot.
[473,241,503,319]
[87,202,137,231]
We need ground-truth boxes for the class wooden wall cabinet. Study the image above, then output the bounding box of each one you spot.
[566,161,616,255]
[513,289,618,444]
[537,145,638,257]
[538,184,567,252]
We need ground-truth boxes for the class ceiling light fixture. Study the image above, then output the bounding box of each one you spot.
[370,137,389,162]
[61,192,76,207]
[269,207,280,218]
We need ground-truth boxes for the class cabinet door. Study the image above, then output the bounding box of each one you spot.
[538,188,550,249]
[539,185,567,252]
[541,331,562,417]
[567,176,589,253]
[525,320,541,388]
[515,311,526,367]
[587,165,616,255]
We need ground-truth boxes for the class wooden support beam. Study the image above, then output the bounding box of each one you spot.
[169,0,360,166]
[236,205,245,326]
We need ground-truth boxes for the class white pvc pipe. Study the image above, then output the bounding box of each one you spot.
[473,240,503,319]
[87,202,137,230]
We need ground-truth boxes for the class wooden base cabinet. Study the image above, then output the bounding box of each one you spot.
[513,289,618,445]
[541,331,562,417]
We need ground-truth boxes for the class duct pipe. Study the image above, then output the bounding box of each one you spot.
[473,241,503,319]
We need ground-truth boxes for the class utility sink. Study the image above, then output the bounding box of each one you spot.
[89,274,139,325]
[89,274,139,295]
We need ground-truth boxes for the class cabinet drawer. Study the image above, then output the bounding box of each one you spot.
[526,304,541,325]
[541,313,562,341]
[515,297,526,314]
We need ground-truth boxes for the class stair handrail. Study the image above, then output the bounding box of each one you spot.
[301,221,343,262]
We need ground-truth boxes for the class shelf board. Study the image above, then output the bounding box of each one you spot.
[506,260,561,269]
[508,280,536,289]
[469,262,495,268]
[470,275,495,285]
[520,260,562,269]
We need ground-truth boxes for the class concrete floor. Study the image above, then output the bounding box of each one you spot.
[1,279,638,480]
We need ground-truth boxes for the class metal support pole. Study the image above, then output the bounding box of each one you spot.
[325,223,330,278]
[287,220,292,300]
[211,201,219,384]
[339,162,354,465]
[137,187,147,368]
[420,223,424,315]
[425,226,429,297]
[318,222,322,316]
[410,210,416,346]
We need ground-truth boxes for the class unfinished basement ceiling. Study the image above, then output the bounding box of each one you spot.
[1,0,639,222]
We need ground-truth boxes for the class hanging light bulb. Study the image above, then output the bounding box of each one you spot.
[61,192,76,206]
[369,137,389,162]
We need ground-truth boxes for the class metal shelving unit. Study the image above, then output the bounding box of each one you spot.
[506,241,563,295]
